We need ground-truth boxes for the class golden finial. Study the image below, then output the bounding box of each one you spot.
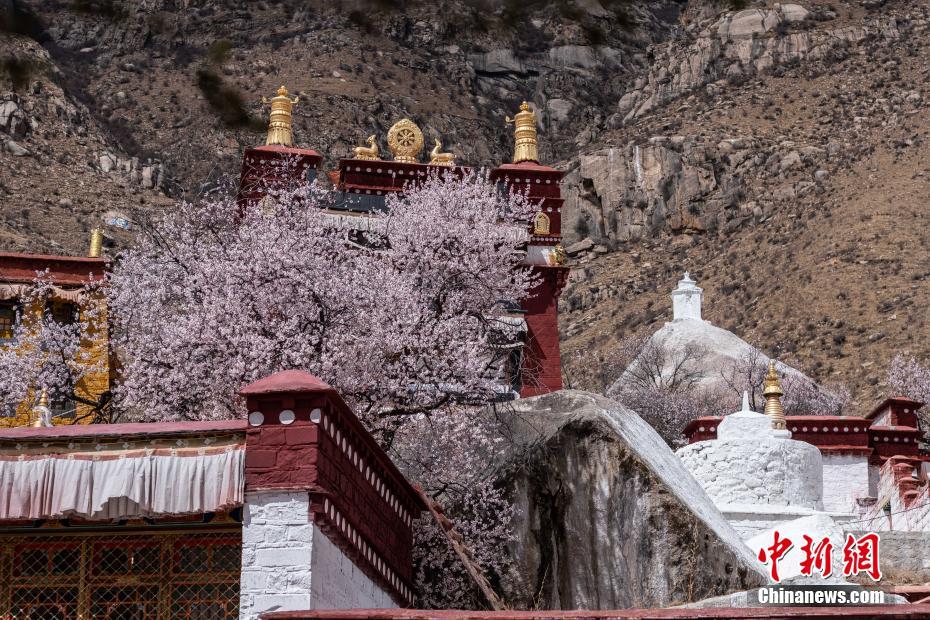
[352,135,380,160]
[387,119,424,164]
[763,360,786,430]
[261,85,299,147]
[552,244,566,265]
[88,228,103,258]
[429,138,455,166]
[32,389,50,428]
[505,101,539,164]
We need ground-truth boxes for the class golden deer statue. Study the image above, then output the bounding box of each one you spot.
[353,135,380,160]
[429,139,455,166]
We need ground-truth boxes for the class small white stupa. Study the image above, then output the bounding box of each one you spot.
[671,272,703,322]
[676,364,825,538]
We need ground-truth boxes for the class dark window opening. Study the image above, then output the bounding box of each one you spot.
[47,300,78,325]
[0,301,19,341]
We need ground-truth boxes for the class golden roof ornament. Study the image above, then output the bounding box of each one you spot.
[552,244,566,266]
[262,85,299,147]
[429,138,455,166]
[352,135,380,161]
[763,360,786,430]
[31,388,51,428]
[387,118,424,164]
[505,101,539,164]
[88,228,103,258]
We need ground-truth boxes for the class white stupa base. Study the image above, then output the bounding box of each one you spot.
[721,503,857,539]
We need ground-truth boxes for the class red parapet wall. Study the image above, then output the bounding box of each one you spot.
[490,161,564,241]
[337,159,470,196]
[0,252,106,285]
[240,370,424,605]
[237,145,323,207]
[262,605,930,619]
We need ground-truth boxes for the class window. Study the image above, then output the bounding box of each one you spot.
[50,392,75,420]
[0,301,18,342]
[47,300,78,325]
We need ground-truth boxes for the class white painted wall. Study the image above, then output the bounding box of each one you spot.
[821,453,869,513]
[310,524,397,609]
[240,491,314,619]
[239,491,397,619]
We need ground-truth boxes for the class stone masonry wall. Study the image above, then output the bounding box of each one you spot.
[240,490,315,619]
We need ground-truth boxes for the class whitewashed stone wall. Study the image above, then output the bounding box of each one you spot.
[240,491,315,619]
[239,491,398,619]
[677,437,824,510]
[310,524,397,609]
[821,453,869,513]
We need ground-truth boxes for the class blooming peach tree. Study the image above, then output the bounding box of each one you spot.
[108,171,536,424]
[108,169,536,606]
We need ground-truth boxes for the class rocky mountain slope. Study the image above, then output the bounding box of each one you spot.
[558,0,930,411]
[0,0,679,252]
[2,0,929,411]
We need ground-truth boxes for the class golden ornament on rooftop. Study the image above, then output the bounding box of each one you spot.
[352,135,380,160]
[505,101,539,164]
[763,360,786,430]
[262,85,299,147]
[88,228,103,258]
[387,118,424,164]
[31,388,50,428]
[552,244,566,266]
[429,138,455,166]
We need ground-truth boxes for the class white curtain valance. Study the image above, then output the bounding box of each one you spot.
[0,446,244,520]
[0,284,84,303]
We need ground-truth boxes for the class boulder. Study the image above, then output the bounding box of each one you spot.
[495,390,768,609]
[0,98,29,139]
[777,3,810,23]
[546,98,573,124]
[5,140,29,157]
[565,238,594,255]
[467,49,526,75]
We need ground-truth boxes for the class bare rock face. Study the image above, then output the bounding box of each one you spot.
[494,390,767,610]
[615,5,899,125]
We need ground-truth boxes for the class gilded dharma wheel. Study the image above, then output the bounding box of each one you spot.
[387,118,424,164]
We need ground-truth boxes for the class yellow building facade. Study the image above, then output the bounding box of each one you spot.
[0,242,111,427]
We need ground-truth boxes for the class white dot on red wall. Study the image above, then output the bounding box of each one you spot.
[279,409,295,425]
[310,408,322,423]
[248,411,264,427]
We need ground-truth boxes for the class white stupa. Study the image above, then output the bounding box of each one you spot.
[612,273,818,397]
[671,272,703,322]
[676,367,826,539]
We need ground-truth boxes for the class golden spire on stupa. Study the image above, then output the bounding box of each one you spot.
[763,360,786,430]
[505,101,539,164]
[262,85,299,147]
[31,388,50,428]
